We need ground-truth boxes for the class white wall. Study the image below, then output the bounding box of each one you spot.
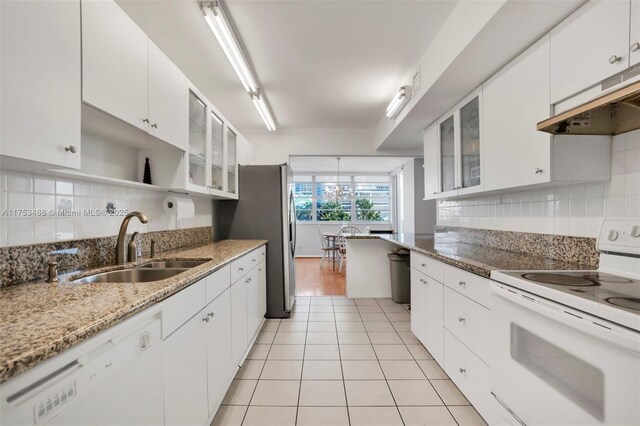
[0,170,212,247]
[396,158,437,234]
[243,128,388,165]
[437,130,640,238]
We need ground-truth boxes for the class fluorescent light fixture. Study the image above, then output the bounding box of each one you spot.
[251,91,277,131]
[201,1,257,93]
[386,86,411,119]
[201,1,277,131]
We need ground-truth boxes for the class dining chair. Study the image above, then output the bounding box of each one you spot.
[336,225,361,273]
[317,225,338,269]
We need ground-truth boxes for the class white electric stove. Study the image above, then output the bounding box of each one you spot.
[489,217,640,426]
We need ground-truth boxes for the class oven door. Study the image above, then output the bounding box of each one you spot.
[490,282,640,426]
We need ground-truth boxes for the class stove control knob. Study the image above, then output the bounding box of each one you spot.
[607,230,619,241]
[631,225,640,238]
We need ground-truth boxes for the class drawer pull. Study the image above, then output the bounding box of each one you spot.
[252,258,256,262]
[458,317,466,323]
[458,281,466,287]
[207,312,215,318]
[459,368,466,374]
[202,316,211,323]
[239,267,244,272]
[421,263,426,267]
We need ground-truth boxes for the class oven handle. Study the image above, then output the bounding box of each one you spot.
[491,283,640,354]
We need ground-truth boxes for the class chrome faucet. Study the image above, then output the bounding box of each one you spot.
[116,211,149,264]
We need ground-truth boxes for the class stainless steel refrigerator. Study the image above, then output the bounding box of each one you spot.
[218,164,296,318]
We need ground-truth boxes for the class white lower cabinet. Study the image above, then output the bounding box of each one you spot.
[410,250,495,423]
[162,246,266,425]
[443,287,491,365]
[231,277,248,366]
[444,330,494,422]
[246,263,267,342]
[163,302,210,426]
[205,289,233,417]
[410,267,444,366]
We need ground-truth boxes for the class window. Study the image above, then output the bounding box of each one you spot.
[292,175,391,223]
[293,176,313,221]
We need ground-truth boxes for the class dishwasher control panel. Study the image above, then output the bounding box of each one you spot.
[33,381,76,423]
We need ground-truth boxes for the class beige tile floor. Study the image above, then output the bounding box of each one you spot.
[212,296,487,426]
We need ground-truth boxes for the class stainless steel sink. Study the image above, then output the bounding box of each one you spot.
[138,260,207,269]
[71,268,188,284]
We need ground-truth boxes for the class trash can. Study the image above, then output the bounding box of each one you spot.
[388,249,411,304]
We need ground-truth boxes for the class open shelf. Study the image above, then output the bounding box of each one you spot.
[44,168,167,192]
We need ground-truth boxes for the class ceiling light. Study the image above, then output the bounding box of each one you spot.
[200,1,257,93]
[200,1,277,131]
[386,86,411,119]
[251,91,277,132]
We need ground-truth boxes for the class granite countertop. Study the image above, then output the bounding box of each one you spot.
[0,239,266,384]
[346,233,592,278]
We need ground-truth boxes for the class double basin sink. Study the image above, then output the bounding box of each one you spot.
[71,260,208,284]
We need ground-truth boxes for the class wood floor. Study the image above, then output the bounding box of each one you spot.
[295,257,346,296]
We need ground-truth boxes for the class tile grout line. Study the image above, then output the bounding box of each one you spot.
[294,297,311,426]
[383,299,460,426]
[333,296,352,426]
[240,319,279,425]
[371,298,407,426]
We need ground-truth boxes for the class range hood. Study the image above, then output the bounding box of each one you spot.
[537,80,640,136]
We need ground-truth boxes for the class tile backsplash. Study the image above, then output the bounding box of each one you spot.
[0,171,212,247]
[438,129,640,238]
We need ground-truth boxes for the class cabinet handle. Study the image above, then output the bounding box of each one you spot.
[632,42,640,53]
[143,118,150,123]
[609,54,622,64]
[64,145,77,153]
[421,263,426,267]
[252,258,256,262]
[151,123,158,129]
[258,268,262,272]
[208,312,215,318]
[433,191,440,195]
[239,267,244,272]
[458,281,466,287]
[459,368,466,374]
[202,316,211,323]
[534,167,543,175]
[458,317,466,323]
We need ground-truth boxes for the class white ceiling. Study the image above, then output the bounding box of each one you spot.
[290,156,413,174]
[116,0,457,132]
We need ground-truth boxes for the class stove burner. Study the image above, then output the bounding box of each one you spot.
[581,273,633,284]
[606,297,640,311]
[522,273,599,287]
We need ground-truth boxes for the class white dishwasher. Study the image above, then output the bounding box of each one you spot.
[1,308,164,426]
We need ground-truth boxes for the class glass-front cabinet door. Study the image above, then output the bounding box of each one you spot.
[210,112,224,192]
[459,96,481,189]
[439,115,456,193]
[226,129,237,195]
[188,90,207,189]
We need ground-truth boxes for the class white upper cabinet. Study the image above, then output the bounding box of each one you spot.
[425,90,483,199]
[187,86,209,191]
[82,0,149,132]
[550,0,631,104]
[226,128,238,196]
[148,41,188,151]
[1,0,81,169]
[423,125,439,200]
[483,36,552,191]
[82,0,188,151]
[632,0,640,66]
